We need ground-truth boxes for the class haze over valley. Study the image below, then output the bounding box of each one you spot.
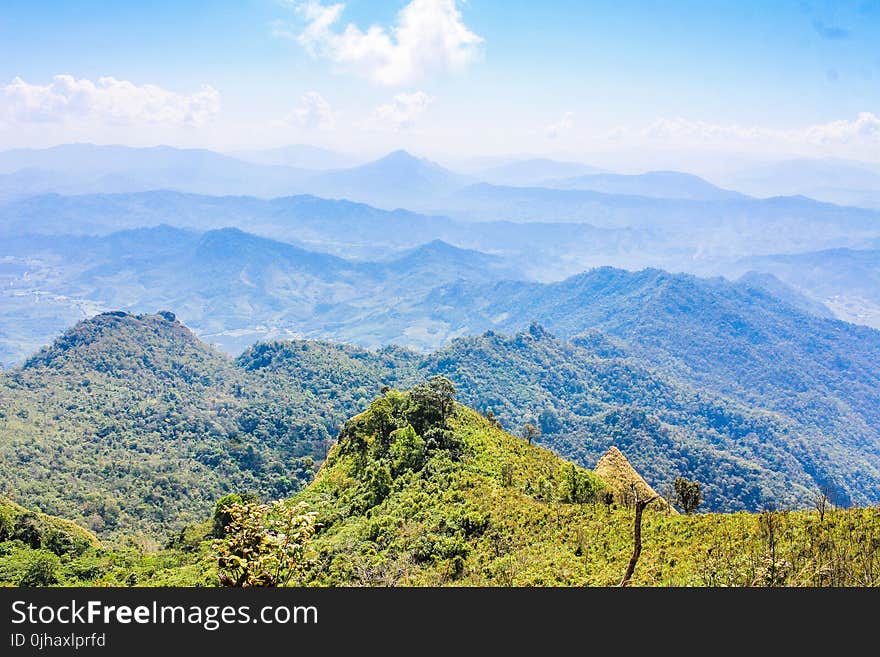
[3,144,880,366]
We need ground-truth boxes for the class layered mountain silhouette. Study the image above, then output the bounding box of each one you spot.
[545,171,746,201]
[475,157,603,186]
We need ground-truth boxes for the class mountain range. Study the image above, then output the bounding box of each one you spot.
[2,301,879,541]
[4,143,880,213]
[731,248,880,329]
[719,158,880,209]
[4,211,876,361]
[4,178,880,347]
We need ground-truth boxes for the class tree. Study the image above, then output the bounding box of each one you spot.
[214,500,316,587]
[814,487,832,522]
[14,512,45,549]
[521,422,540,445]
[212,492,260,538]
[389,424,426,474]
[20,550,62,587]
[562,464,599,504]
[673,477,702,514]
[619,484,658,587]
[407,376,456,436]
[0,506,14,541]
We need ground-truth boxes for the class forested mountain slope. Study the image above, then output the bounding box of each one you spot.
[423,268,880,505]
[4,310,877,543]
[294,385,880,586]
[0,313,340,538]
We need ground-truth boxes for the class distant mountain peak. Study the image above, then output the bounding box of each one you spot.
[370,149,446,172]
[383,149,418,160]
[409,239,473,255]
[306,149,470,208]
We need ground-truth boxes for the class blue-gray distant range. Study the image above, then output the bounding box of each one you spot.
[3,144,880,364]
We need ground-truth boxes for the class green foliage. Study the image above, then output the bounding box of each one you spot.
[561,464,601,504]
[0,497,100,555]
[296,393,612,585]
[407,376,456,437]
[389,426,427,475]
[4,309,878,547]
[293,397,880,586]
[0,506,14,541]
[673,477,703,514]
[2,308,879,591]
[1,396,878,588]
[212,493,260,538]
[0,314,370,538]
[213,501,316,587]
[418,328,831,511]
[20,550,62,587]
[442,267,880,510]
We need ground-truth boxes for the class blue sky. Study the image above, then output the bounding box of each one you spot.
[1,0,878,166]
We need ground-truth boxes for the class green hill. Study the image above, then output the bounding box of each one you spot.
[415,327,823,511]
[291,383,880,586]
[297,379,615,585]
[0,495,103,587]
[425,267,880,506]
[0,312,333,539]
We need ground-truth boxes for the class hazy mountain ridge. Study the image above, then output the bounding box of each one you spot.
[731,248,880,329]
[720,158,880,209]
[0,224,536,362]
[474,157,603,186]
[0,144,317,199]
[545,170,747,201]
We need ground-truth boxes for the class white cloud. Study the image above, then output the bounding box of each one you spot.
[639,117,766,142]
[801,112,880,145]
[284,90,336,130]
[636,112,880,147]
[1,75,220,126]
[368,91,434,131]
[285,0,483,85]
[546,111,574,139]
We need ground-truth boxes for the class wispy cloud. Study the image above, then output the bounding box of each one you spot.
[801,112,880,144]
[546,111,574,139]
[632,112,880,147]
[283,90,336,130]
[368,91,434,130]
[269,19,298,40]
[1,75,220,126]
[280,0,483,85]
[812,20,851,40]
